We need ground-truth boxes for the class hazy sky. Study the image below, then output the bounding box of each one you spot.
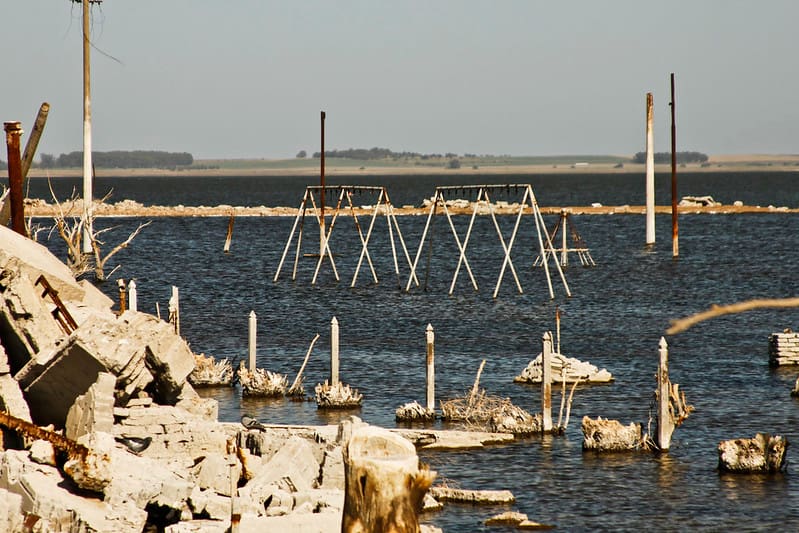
[2,1,797,159]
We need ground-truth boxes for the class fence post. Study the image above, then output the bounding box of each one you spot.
[169,286,180,336]
[426,324,435,411]
[248,311,257,371]
[331,316,340,386]
[542,331,553,432]
[128,280,137,312]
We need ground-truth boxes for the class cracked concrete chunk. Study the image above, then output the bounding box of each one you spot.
[66,372,116,441]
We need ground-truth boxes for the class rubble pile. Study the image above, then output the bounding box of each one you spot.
[768,331,799,366]
[514,352,613,384]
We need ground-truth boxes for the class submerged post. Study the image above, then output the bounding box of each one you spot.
[670,73,679,258]
[657,336,675,451]
[248,311,257,372]
[426,324,435,411]
[169,286,180,336]
[117,279,126,314]
[331,316,339,386]
[560,210,568,267]
[4,121,25,236]
[645,92,655,245]
[128,280,137,312]
[555,307,561,354]
[223,212,234,253]
[542,331,553,432]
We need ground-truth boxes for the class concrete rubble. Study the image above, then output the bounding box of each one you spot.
[0,224,465,531]
[514,352,613,384]
[768,330,799,366]
[717,433,789,473]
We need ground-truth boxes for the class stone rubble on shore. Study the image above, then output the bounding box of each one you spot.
[0,223,510,531]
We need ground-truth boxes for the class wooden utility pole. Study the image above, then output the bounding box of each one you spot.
[331,316,339,386]
[670,73,678,258]
[82,0,94,254]
[645,92,655,245]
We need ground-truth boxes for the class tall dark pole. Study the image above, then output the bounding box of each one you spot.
[4,121,26,236]
[670,73,678,258]
[320,111,326,256]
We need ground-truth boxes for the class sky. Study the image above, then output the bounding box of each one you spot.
[2,1,798,160]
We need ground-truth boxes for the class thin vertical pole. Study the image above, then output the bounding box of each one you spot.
[657,337,675,450]
[645,92,656,245]
[128,280,137,312]
[426,324,435,412]
[82,0,93,254]
[560,210,568,267]
[4,122,25,236]
[555,307,561,354]
[169,286,180,336]
[21,102,50,181]
[319,111,326,257]
[117,279,127,314]
[248,311,257,371]
[670,73,679,258]
[542,331,553,432]
[223,212,234,253]
[331,316,339,386]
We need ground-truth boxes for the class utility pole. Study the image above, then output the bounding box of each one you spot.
[320,111,326,256]
[670,73,678,258]
[645,92,655,246]
[81,0,96,254]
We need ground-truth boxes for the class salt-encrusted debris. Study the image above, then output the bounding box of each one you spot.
[514,352,613,384]
[429,486,515,504]
[792,374,799,397]
[485,511,556,530]
[441,391,541,435]
[315,380,363,409]
[718,433,789,473]
[188,353,233,387]
[768,331,799,366]
[581,416,648,452]
[396,400,436,422]
[237,361,288,397]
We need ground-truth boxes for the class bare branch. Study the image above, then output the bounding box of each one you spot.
[666,297,799,335]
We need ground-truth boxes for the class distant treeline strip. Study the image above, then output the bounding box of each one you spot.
[311,147,460,160]
[38,150,194,169]
[632,151,708,164]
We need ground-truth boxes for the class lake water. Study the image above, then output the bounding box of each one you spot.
[28,171,799,531]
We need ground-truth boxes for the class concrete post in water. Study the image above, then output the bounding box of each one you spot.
[248,311,257,372]
[555,307,561,354]
[426,324,435,411]
[542,331,553,432]
[4,121,26,236]
[81,0,94,254]
[331,316,340,386]
[560,210,568,267]
[128,280,137,312]
[169,286,180,336]
[657,337,675,451]
[645,92,655,245]
[670,73,679,258]
[223,212,234,253]
[320,111,326,257]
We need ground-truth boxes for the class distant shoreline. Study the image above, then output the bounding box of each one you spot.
[24,154,799,179]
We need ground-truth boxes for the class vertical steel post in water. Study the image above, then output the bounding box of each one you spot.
[542,331,553,432]
[646,92,655,245]
[670,74,679,258]
[82,0,94,254]
[248,311,257,371]
[426,324,435,411]
[4,121,26,236]
[320,111,326,257]
[331,316,339,386]
[657,337,675,450]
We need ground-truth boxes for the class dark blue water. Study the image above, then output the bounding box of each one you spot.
[31,173,799,531]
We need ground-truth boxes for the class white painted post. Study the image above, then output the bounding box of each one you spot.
[560,210,568,267]
[646,92,656,245]
[657,337,675,450]
[331,316,339,386]
[168,286,180,336]
[542,331,553,432]
[248,311,257,372]
[555,307,561,354]
[426,324,435,411]
[128,280,137,312]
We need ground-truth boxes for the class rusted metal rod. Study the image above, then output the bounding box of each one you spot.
[670,73,679,258]
[4,121,26,236]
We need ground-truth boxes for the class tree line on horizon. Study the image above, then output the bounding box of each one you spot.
[307,147,461,160]
[35,150,194,169]
[632,151,708,164]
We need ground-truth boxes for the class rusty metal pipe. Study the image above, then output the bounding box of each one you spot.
[4,121,26,236]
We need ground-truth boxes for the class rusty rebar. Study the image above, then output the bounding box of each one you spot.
[4,121,26,236]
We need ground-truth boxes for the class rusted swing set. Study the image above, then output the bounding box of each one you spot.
[273,185,416,287]
[404,184,571,299]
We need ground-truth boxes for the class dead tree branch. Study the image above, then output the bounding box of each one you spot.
[666,297,799,335]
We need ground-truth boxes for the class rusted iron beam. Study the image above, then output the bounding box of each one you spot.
[0,409,89,458]
[4,121,26,236]
[35,275,79,333]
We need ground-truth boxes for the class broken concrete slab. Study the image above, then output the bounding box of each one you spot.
[718,433,789,473]
[252,435,320,493]
[188,485,232,521]
[28,439,56,466]
[0,267,64,373]
[581,416,646,452]
[63,431,114,493]
[65,371,115,441]
[0,224,85,304]
[0,487,24,533]
[193,452,241,497]
[319,446,344,490]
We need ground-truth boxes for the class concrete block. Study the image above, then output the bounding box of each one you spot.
[251,436,320,493]
[0,487,24,533]
[0,373,32,449]
[29,439,56,466]
[63,432,114,493]
[66,372,116,441]
[319,446,344,490]
[194,453,241,497]
[189,486,232,521]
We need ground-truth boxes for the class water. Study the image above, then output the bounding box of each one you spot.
[28,172,799,531]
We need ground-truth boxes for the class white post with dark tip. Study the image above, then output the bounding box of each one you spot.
[542,331,553,432]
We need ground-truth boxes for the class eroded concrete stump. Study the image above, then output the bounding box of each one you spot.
[718,433,789,473]
[581,416,646,452]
